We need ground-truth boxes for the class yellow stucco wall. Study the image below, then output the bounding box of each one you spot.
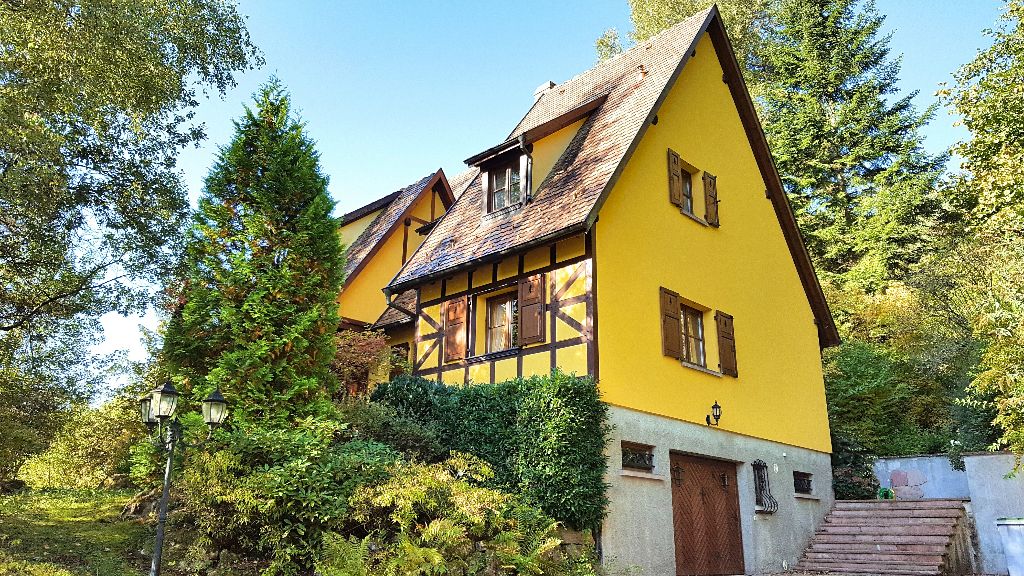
[339,209,382,249]
[594,34,831,453]
[531,118,586,186]
[339,193,434,324]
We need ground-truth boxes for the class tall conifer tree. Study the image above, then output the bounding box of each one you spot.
[165,79,343,425]
[755,0,944,287]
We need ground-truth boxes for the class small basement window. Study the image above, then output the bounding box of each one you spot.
[752,459,778,513]
[621,442,655,471]
[489,156,522,212]
[794,471,813,495]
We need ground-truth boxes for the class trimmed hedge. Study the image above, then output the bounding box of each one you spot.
[370,370,609,530]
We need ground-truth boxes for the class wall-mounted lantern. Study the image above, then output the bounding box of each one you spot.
[706,400,722,426]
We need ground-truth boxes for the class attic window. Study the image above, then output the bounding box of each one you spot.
[488,156,522,212]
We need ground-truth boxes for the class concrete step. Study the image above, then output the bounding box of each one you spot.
[830,508,964,518]
[826,515,958,526]
[808,542,947,554]
[833,500,966,510]
[803,551,944,564]
[818,524,956,536]
[796,560,942,575]
[812,533,952,545]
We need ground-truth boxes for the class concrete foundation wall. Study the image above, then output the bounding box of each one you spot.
[874,453,1024,575]
[601,406,834,574]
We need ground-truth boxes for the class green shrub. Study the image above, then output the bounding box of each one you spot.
[335,399,445,462]
[319,453,598,576]
[830,431,880,500]
[177,417,398,575]
[18,395,145,489]
[372,370,610,530]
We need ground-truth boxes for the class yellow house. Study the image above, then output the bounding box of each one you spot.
[348,7,840,575]
[337,169,456,333]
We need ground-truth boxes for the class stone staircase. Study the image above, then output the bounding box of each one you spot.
[796,499,975,575]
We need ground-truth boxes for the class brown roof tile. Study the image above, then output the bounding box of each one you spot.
[389,9,712,291]
[343,171,439,284]
[372,289,416,328]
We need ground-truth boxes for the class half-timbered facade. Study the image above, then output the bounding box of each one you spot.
[340,7,842,575]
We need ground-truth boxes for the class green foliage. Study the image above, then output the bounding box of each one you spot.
[321,454,598,576]
[0,1,259,479]
[626,0,771,71]
[595,28,624,61]
[0,322,116,480]
[756,0,944,289]
[18,395,144,489]
[336,399,446,463]
[0,489,147,576]
[372,371,610,530]
[164,79,344,426]
[938,0,1024,464]
[0,0,260,333]
[177,419,398,575]
[829,432,879,500]
[162,80,358,574]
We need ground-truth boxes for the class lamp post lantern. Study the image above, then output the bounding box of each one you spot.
[140,383,228,576]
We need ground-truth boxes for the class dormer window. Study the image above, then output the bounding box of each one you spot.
[489,157,522,211]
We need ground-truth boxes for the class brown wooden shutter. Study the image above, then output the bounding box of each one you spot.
[704,172,719,227]
[716,311,737,376]
[444,296,467,362]
[660,287,682,359]
[518,273,546,345]
[668,149,683,208]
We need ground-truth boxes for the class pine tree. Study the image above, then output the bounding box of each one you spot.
[164,79,343,425]
[756,0,944,288]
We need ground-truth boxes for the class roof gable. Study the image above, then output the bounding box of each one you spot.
[386,7,838,348]
[342,169,453,287]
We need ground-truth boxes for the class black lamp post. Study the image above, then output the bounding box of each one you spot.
[139,382,228,576]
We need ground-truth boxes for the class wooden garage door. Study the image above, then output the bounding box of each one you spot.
[670,453,745,576]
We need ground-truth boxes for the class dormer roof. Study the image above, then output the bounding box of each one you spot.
[385,7,839,348]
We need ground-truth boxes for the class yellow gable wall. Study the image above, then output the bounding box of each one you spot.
[594,34,831,453]
[531,118,586,186]
[339,209,382,248]
[339,192,435,324]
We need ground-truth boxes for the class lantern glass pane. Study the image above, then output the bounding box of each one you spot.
[202,400,227,426]
[152,390,177,419]
[139,397,154,423]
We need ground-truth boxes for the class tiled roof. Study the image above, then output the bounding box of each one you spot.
[343,171,439,285]
[447,167,478,199]
[389,9,713,291]
[372,289,416,328]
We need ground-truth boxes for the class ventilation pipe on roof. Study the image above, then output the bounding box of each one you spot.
[533,80,556,102]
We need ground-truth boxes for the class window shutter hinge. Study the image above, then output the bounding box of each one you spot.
[764,189,771,199]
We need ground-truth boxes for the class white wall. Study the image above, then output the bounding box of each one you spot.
[602,406,834,574]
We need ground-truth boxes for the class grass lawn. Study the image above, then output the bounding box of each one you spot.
[0,489,149,576]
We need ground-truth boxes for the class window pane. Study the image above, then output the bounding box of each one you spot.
[492,170,507,192]
[681,307,705,366]
[492,190,507,210]
[509,167,521,204]
[487,295,517,352]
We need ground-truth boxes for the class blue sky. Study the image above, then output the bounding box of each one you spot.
[97,0,1006,372]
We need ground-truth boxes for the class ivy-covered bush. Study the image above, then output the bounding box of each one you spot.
[317,453,599,576]
[371,370,610,530]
